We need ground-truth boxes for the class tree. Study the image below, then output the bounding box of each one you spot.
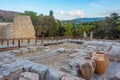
[49,10,53,17]
[92,20,107,39]
[106,13,119,39]
[72,23,80,37]
[78,24,93,38]
[39,15,49,37]
[50,20,60,36]
[0,16,6,22]
[48,10,55,36]
[64,22,73,37]
[21,11,39,26]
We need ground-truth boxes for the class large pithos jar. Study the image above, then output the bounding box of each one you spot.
[79,57,96,80]
[94,51,109,75]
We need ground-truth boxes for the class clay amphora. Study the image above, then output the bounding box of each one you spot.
[94,51,109,75]
[79,57,96,80]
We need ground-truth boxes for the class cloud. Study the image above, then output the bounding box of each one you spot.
[56,9,85,19]
[67,10,85,18]
[58,10,65,14]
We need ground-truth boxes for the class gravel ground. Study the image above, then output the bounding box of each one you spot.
[16,42,80,69]
[1,72,20,80]
[16,49,47,58]
[48,42,80,50]
[33,52,71,69]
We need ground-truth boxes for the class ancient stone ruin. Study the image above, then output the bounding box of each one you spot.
[0,15,35,38]
[0,39,120,80]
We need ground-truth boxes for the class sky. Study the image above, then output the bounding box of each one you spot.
[0,0,120,20]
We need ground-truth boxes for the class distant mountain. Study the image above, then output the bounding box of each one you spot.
[63,17,105,23]
[0,9,20,19]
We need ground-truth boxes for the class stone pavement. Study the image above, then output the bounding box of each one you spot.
[0,39,120,80]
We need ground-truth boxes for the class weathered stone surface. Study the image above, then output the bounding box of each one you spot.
[78,50,89,57]
[20,48,29,53]
[43,49,51,52]
[61,74,84,80]
[108,77,120,80]
[69,53,79,58]
[19,72,39,80]
[0,70,10,77]
[44,46,49,49]
[0,53,14,59]
[2,59,29,73]
[57,48,65,52]
[68,58,82,67]
[31,64,48,80]
[0,53,16,63]
[108,46,120,62]
[0,74,3,79]
[35,46,42,51]
[27,46,37,52]
[47,69,84,80]
[60,65,72,73]
[23,61,36,72]
[0,15,35,38]
[65,49,72,53]
[73,48,80,52]
[61,66,79,77]
[11,50,21,55]
[106,61,120,78]
[44,69,60,80]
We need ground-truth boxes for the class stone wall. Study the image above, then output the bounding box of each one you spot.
[0,15,35,38]
[0,26,4,38]
[0,23,12,38]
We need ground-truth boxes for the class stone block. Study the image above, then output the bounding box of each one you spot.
[31,64,48,80]
[19,72,39,80]
[0,74,3,79]
[35,46,42,51]
[20,48,29,53]
[69,53,79,58]
[11,50,21,55]
[73,48,80,52]
[23,60,37,72]
[0,70,10,77]
[45,69,84,80]
[108,46,120,62]
[57,48,65,52]
[2,59,30,73]
[27,46,37,52]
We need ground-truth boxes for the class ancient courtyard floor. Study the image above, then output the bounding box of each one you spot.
[16,42,78,69]
[0,40,120,80]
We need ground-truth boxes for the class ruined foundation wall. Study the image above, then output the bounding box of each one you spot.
[12,15,36,38]
[0,15,36,39]
[3,24,14,38]
[0,26,3,38]
[0,23,12,38]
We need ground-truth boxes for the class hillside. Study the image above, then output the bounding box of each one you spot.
[0,9,20,19]
[64,17,105,23]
